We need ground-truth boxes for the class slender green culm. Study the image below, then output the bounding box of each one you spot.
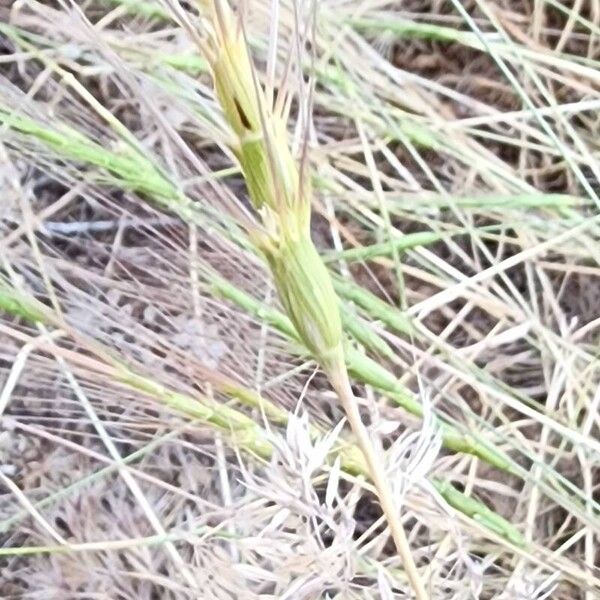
[0,108,180,202]
[0,280,522,546]
[0,279,50,323]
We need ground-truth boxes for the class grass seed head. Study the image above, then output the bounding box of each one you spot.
[202,0,309,230]
[202,0,343,372]
[264,234,343,372]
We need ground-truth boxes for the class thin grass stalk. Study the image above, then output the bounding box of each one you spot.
[195,2,429,596]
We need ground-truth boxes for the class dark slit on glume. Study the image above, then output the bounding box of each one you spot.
[233,97,252,130]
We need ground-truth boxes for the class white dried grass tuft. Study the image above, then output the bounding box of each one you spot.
[385,395,442,502]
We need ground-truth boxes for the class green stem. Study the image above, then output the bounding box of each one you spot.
[0,281,523,546]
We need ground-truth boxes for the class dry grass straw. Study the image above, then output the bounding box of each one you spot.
[2,0,600,597]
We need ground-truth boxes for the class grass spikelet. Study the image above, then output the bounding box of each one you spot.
[200,0,341,373]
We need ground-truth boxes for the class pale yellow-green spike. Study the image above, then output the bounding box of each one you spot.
[198,3,428,597]
[202,0,336,366]
[202,0,308,227]
[263,233,343,373]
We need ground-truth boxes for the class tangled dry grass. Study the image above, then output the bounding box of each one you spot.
[1,0,600,598]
